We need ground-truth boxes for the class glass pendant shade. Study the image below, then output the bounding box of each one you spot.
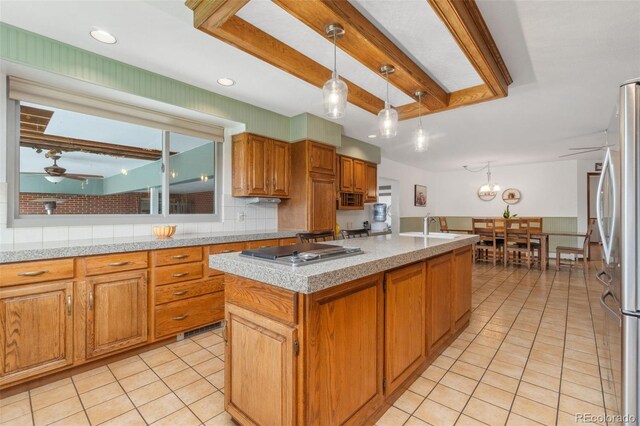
[323,75,348,119]
[378,102,398,138]
[414,126,428,152]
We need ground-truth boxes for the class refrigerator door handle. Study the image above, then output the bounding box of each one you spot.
[595,148,617,264]
[600,287,621,324]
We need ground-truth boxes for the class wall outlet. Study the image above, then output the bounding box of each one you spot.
[237,211,245,222]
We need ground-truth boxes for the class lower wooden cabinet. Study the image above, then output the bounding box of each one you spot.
[225,303,297,426]
[86,271,148,359]
[0,281,74,385]
[453,246,473,330]
[155,291,224,339]
[384,262,426,395]
[426,253,454,354]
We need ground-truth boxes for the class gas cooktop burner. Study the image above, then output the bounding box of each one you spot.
[240,243,363,267]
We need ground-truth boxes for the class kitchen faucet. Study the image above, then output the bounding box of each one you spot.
[424,213,436,235]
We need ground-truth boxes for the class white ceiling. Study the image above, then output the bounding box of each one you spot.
[1,0,639,172]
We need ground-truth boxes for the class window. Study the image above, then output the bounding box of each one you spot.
[8,77,223,223]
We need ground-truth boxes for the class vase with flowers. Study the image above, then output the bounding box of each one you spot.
[502,205,517,219]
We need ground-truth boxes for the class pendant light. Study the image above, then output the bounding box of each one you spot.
[414,91,428,152]
[479,162,500,193]
[378,65,398,138]
[323,23,348,119]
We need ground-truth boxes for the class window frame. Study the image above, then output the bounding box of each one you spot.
[7,98,223,228]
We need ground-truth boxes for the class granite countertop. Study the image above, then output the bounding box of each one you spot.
[210,233,479,294]
[0,230,299,263]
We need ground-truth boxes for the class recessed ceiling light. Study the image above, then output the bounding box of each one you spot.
[90,29,117,44]
[217,78,236,87]
[368,134,377,139]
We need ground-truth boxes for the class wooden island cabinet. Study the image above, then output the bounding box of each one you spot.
[222,243,474,425]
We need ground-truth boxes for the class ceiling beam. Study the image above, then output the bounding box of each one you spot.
[190,0,249,29]
[272,0,448,112]
[427,0,512,97]
[195,14,385,115]
[397,84,493,120]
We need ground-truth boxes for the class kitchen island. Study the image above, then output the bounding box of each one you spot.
[210,233,478,425]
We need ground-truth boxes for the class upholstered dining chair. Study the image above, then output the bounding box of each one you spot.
[296,230,335,244]
[556,219,596,269]
[340,229,369,239]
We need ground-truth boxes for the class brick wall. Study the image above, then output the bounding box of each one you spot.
[20,191,215,215]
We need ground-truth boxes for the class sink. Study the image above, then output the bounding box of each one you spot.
[398,232,458,239]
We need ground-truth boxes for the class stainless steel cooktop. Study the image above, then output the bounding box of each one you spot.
[240,243,363,267]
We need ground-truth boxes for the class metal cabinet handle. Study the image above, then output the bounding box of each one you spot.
[222,320,227,342]
[171,314,189,321]
[107,261,129,267]
[222,250,234,253]
[172,272,189,278]
[600,288,621,322]
[172,290,188,296]
[89,290,94,310]
[17,270,48,277]
[66,295,72,315]
[596,270,612,286]
[273,177,276,188]
[171,254,189,259]
[259,245,270,248]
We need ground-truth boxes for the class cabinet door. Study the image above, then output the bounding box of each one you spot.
[309,174,336,232]
[384,263,426,395]
[226,303,296,426]
[309,142,336,176]
[0,282,73,384]
[426,253,453,354]
[365,163,378,203]
[248,135,270,196]
[452,246,473,330]
[353,159,365,193]
[307,274,384,425]
[86,271,147,358]
[270,140,290,197]
[339,156,354,192]
[232,136,248,196]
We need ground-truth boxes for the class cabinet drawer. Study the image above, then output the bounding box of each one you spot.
[155,263,203,286]
[246,239,280,249]
[0,258,74,287]
[155,277,224,305]
[208,242,246,276]
[85,252,147,276]
[155,292,224,338]
[279,237,299,246]
[154,247,202,266]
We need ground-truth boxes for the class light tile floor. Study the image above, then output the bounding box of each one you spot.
[1,263,615,425]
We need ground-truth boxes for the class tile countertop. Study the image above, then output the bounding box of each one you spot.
[210,233,480,294]
[0,230,299,264]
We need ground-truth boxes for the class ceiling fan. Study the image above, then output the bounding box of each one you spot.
[559,130,610,158]
[26,149,103,182]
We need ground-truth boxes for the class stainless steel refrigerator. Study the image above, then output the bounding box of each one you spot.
[597,78,639,424]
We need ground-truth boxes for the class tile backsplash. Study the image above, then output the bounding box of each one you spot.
[0,190,277,246]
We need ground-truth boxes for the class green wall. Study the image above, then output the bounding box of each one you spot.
[337,135,382,164]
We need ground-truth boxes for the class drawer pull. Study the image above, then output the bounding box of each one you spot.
[172,290,188,296]
[172,272,190,278]
[171,254,190,259]
[17,270,48,277]
[107,261,130,267]
[66,295,72,316]
[221,250,234,253]
[259,245,269,248]
[172,314,189,321]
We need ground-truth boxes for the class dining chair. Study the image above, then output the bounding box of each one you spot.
[523,217,544,268]
[556,219,596,269]
[439,217,449,232]
[472,218,503,266]
[296,230,335,243]
[504,218,535,268]
[340,229,369,239]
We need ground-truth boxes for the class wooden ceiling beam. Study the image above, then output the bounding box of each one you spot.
[196,14,384,115]
[191,0,249,29]
[428,0,512,97]
[397,84,494,120]
[273,0,449,112]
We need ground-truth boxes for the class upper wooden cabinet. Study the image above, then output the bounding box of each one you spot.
[353,159,365,193]
[232,133,291,198]
[86,271,148,359]
[339,156,354,192]
[278,140,337,232]
[365,162,378,203]
[0,281,74,385]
